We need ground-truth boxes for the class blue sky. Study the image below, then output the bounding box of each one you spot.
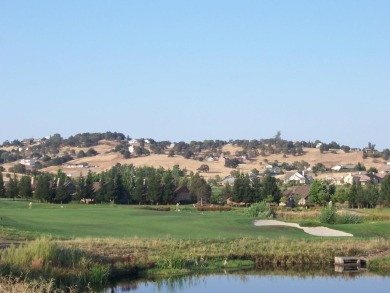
[1,1,389,149]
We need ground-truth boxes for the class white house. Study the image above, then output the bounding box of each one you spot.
[331,165,342,172]
[129,139,139,145]
[20,158,36,166]
[284,172,313,185]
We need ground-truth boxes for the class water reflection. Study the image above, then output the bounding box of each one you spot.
[106,268,390,293]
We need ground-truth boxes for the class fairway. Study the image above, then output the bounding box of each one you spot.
[0,200,313,240]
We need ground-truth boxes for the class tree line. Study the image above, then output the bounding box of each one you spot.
[307,177,390,208]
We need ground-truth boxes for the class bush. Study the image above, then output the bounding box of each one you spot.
[336,213,363,224]
[197,206,231,212]
[139,206,171,212]
[246,201,274,219]
[318,205,337,224]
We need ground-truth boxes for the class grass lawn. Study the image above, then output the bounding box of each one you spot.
[1,200,389,240]
[0,200,312,240]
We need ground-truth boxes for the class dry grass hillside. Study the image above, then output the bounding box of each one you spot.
[1,141,388,180]
[43,144,389,180]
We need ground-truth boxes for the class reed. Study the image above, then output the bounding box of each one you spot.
[0,237,110,289]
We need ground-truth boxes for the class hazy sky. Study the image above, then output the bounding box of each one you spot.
[1,1,389,149]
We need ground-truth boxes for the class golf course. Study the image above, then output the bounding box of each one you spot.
[1,199,390,292]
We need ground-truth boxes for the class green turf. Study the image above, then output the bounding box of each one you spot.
[0,200,311,240]
[1,200,389,240]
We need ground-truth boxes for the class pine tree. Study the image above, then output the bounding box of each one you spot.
[19,176,32,198]
[7,174,19,199]
[0,172,5,198]
[85,170,95,198]
[34,174,51,202]
[262,174,281,204]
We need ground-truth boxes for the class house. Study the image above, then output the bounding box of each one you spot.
[283,185,311,206]
[284,172,313,185]
[380,166,390,174]
[63,181,77,196]
[316,143,323,149]
[218,176,236,186]
[20,158,36,166]
[66,162,89,168]
[325,175,344,185]
[173,186,192,203]
[343,173,371,185]
[331,164,355,172]
[23,139,33,146]
[206,157,215,162]
[129,139,139,145]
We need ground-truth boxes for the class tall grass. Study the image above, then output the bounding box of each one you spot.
[0,275,92,293]
[0,237,109,289]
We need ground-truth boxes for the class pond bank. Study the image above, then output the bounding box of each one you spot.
[1,237,390,292]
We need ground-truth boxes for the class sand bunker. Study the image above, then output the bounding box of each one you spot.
[253,220,353,237]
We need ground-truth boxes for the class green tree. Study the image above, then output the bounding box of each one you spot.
[262,174,281,203]
[308,180,323,205]
[85,170,95,198]
[232,172,252,202]
[86,148,98,157]
[19,176,32,198]
[365,181,379,208]
[379,175,390,207]
[252,176,263,202]
[0,172,5,197]
[54,172,67,203]
[34,174,51,202]
[75,173,86,201]
[133,177,145,204]
[146,171,161,204]
[190,173,211,204]
[6,175,19,199]
[348,182,362,208]
[162,170,176,204]
[220,183,233,202]
[112,173,127,203]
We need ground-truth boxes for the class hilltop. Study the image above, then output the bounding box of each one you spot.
[1,132,389,181]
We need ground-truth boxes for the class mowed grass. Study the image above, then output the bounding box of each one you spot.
[0,200,312,240]
[1,200,389,240]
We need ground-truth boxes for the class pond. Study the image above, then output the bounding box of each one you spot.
[105,269,390,293]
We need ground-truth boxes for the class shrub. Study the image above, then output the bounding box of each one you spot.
[246,201,274,219]
[197,206,231,212]
[336,213,363,224]
[139,206,171,212]
[318,205,337,224]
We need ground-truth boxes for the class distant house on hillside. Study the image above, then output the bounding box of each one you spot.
[218,176,236,186]
[23,139,33,146]
[343,173,371,185]
[66,162,89,168]
[331,164,355,172]
[325,175,344,185]
[284,172,313,185]
[20,158,36,166]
